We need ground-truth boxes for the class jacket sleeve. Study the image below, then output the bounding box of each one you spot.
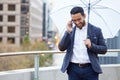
[89,29,107,54]
[58,31,71,51]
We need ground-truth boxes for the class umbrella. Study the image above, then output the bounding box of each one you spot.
[50,0,120,39]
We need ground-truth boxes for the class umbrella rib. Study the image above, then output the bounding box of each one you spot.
[91,9,107,25]
[50,4,85,14]
[94,5,120,15]
[91,0,101,7]
[91,9,114,37]
[80,0,88,7]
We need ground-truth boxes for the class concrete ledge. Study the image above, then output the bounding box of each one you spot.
[100,64,120,80]
[0,64,120,80]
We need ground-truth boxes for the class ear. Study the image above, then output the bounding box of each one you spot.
[84,14,86,18]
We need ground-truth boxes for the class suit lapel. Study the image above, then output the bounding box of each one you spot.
[87,23,92,39]
[71,26,76,40]
[70,26,76,48]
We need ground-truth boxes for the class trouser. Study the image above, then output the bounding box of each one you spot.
[67,63,99,80]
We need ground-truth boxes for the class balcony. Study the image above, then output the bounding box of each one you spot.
[0,49,120,80]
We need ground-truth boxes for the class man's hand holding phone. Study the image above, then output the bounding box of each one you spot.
[66,20,73,33]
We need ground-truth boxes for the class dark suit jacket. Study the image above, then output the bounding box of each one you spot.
[58,23,107,73]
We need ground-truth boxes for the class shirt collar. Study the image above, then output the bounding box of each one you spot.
[76,23,88,31]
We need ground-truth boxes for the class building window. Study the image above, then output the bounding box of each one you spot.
[8,4,15,11]
[8,15,15,22]
[0,4,3,10]
[21,0,29,3]
[21,5,29,14]
[0,26,3,33]
[0,15,3,22]
[7,37,15,44]
[21,16,28,25]
[21,27,29,36]
[8,26,15,33]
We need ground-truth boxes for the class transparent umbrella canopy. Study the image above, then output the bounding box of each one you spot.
[50,0,120,39]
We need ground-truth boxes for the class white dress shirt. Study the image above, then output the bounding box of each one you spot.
[71,25,90,63]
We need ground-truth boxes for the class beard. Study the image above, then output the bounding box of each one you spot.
[81,20,86,27]
[75,20,86,29]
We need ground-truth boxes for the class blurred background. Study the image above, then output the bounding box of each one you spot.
[0,0,120,71]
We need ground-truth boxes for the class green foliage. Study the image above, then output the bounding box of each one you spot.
[23,35,30,44]
[0,37,53,71]
[40,54,53,67]
[21,35,31,51]
[0,55,34,71]
[31,40,49,50]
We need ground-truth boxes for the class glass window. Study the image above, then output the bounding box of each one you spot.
[7,37,15,44]
[21,0,29,3]
[21,27,28,36]
[8,15,15,22]
[21,5,29,14]
[0,15,3,21]
[21,16,28,25]
[0,4,3,10]
[0,26,3,33]
[8,26,15,33]
[8,4,15,11]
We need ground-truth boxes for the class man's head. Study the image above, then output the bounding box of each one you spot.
[70,6,84,16]
[70,6,86,29]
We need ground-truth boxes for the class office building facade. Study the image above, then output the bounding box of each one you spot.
[0,0,43,46]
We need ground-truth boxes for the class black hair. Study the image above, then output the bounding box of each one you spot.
[70,6,84,16]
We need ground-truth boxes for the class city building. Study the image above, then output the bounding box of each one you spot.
[0,0,44,46]
[0,0,21,45]
[29,0,43,42]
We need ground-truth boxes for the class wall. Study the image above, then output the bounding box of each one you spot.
[0,64,120,80]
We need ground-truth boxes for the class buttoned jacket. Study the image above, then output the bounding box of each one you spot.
[58,23,107,73]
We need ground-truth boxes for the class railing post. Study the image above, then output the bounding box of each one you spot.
[34,54,39,80]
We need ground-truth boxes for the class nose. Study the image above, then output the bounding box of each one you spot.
[75,20,80,25]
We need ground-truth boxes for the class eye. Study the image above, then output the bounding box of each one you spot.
[72,18,81,22]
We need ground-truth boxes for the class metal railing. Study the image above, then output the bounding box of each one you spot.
[0,49,120,80]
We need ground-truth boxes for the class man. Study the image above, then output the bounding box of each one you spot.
[58,6,107,80]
